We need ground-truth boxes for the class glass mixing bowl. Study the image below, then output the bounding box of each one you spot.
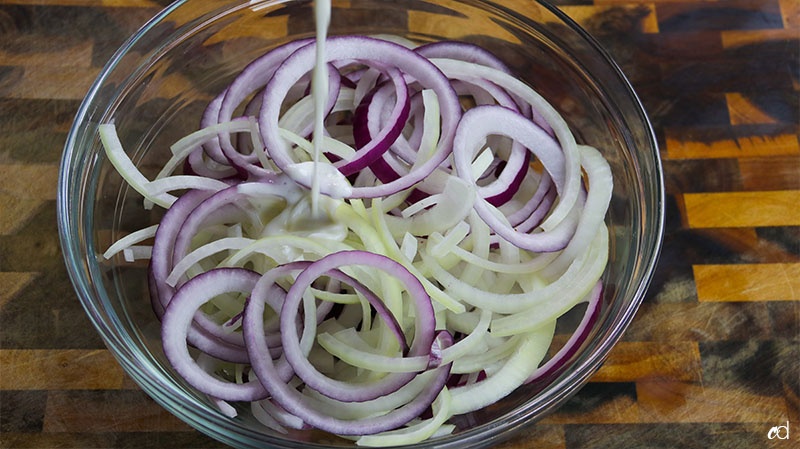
[57,0,664,448]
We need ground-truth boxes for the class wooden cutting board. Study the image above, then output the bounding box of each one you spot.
[1,1,797,448]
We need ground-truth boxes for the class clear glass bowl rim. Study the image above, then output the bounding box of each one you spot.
[57,1,666,448]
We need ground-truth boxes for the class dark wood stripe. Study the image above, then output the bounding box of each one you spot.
[656,0,785,32]
[43,390,192,433]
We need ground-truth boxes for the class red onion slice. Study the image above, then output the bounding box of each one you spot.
[347,66,411,175]
[246,319,453,435]
[258,35,461,199]
[453,105,576,252]
[279,250,436,402]
[161,268,268,401]
[206,39,313,154]
[526,281,603,384]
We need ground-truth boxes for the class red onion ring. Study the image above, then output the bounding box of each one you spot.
[161,267,268,401]
[453,105,577,252]
[258,35,461,199]
[278,250,436,402]
[526,281,603,384]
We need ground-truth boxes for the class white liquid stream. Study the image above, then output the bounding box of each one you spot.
[311,0,332,215]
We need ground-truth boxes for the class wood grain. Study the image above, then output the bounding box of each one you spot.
[591,342,702,383]
[739,156,800,190]
[684,191,800,228]
[694,263,800,302]
[43,390,192,433]
[0,349,125,390]
[726,92,781,125]
[636,380,791,423]
[665,128,800,159]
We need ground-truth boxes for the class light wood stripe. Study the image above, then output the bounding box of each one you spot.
[2,66,101,101]
[0,164,60,199]
[694,263,800,302]
[0,272,36,309]
[0,164,61,235]
[725,93,779,125]
[721,28,800,48]
[665,129,800,159]
[684,190,800,228]
[780,0,800,28]
[595,0,693,4]
[204,16,289,45]
[408,9,521,43]
[0,350,125,390]
[592,342,702,382]
[0,41,94,68]
[0,192,47,235]
[637,380,790,423]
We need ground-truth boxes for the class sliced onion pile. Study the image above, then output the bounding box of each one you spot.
[100,35,611,447]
